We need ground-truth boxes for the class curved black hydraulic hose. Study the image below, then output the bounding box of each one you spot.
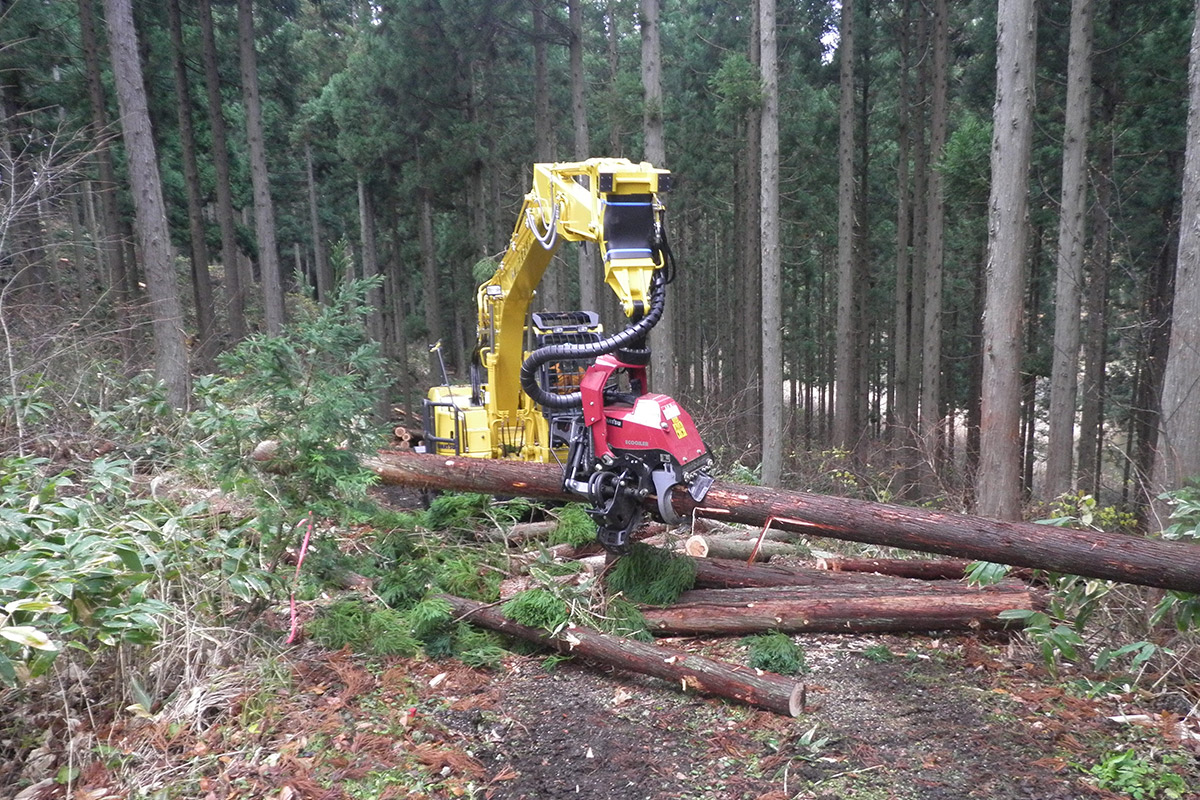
[520,271,667,410]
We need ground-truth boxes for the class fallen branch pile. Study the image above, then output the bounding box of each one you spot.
[440,594,806,716]
[348,451,1200,716]
[366,451,1200,593]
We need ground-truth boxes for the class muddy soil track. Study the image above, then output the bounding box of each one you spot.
[416,631,1198,800]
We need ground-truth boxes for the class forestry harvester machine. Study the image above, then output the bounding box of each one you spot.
[420,158,712,552]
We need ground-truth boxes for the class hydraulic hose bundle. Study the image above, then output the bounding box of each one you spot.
[519,270,667,410]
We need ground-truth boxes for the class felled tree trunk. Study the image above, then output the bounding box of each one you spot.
[640,584,1038,637]
[440,593,805,716]
[684,534,808,562]
[813,556,972,580]
[365,452,1200,593]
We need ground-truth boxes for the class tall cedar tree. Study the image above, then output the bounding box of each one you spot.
[1045,0,1095,498]
[237,0,285,334]
[833,0,859,451]
[1151,0,1200,528]
[102,0,190,407]
[978,0,1037,520]
[760,0,782,486]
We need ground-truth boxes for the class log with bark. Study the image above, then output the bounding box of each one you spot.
[365,452,1200,594]
[640,583,1039,636]
[440,593,805,716]
[813,556,972,580]
[688,556,1014,593]
[684,534,809,562]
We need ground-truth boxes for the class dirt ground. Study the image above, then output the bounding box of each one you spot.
[5,622,1200,799]
[415,632,1199,800]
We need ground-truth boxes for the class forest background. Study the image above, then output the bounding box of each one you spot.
[5,1,1200,795]
[4,0,1200,524]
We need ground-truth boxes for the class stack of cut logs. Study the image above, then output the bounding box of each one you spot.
[390,408,423,451]
[355,452,1200,716]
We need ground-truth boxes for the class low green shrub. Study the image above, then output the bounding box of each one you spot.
[306,597,422,657]
[502,589,570,633]
[743,632,808,675]
[606,543,695,606]
[1080,748,1188,799]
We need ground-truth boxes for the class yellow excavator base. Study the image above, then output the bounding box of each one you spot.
[424,386,492,458]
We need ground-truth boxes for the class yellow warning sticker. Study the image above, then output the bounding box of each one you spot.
[672,418,687,438]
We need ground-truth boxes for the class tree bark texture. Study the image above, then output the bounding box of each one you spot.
[813,556,971,581]
[640,0,676,401]
[1046,0,1095,499]
[833,0,859,450]
[77,0,130,307]
[103,0,190,408]
[306,140,332,305]
[418,188,442,355]
[199,0,247,341]
[759,0,783,484]
[684,534,805,562]
[892,0,916,486]
[640,584,1036,637]
[237,0,284,334]
[357,176,384,344]
[365,452,1200,594]
[1151,1,1200,529]
[919,0,949,492]
[167,0,217,367]
[977,0,1036,519]
[440,593,805,717]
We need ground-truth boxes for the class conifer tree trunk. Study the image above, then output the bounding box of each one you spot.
[167,0,218,366]
[199,0,247,341]
[641,0,676,398]
[357,176,383,344]
[760,0,782,485]
[977,0,1037,519]
[569,0,599,317]
[532,0,561,313]
[1046,0,1095,499]
[306,140,332,304]
[905,8,930,489]
[1151,0,1200,529]
[102,0,190,407]
[892,0,914,462]
[736,9,763,458]
[1077,81,1115,499]
[237,0,284,334]
[77,0,131,311]
[919,0,949,494]
[833,0,859,451]
[418,187,443,364]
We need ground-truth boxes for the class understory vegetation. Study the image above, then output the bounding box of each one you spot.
[1,300,1197,798]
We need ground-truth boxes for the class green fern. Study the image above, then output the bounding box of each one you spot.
[426,493,492,532]
[548,504,597,547]
[744,632,808,675]
[502,589,570,632]
[601,595,652,641]
[366,607,422,657]
[606,544,696,606]
[454,625,507,668]
[408,596,453,640]
[436,552,501,601]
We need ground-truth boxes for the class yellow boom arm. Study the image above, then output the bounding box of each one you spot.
[472,158,670,459]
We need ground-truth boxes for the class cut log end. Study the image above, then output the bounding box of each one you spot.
[787,683,805,717]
